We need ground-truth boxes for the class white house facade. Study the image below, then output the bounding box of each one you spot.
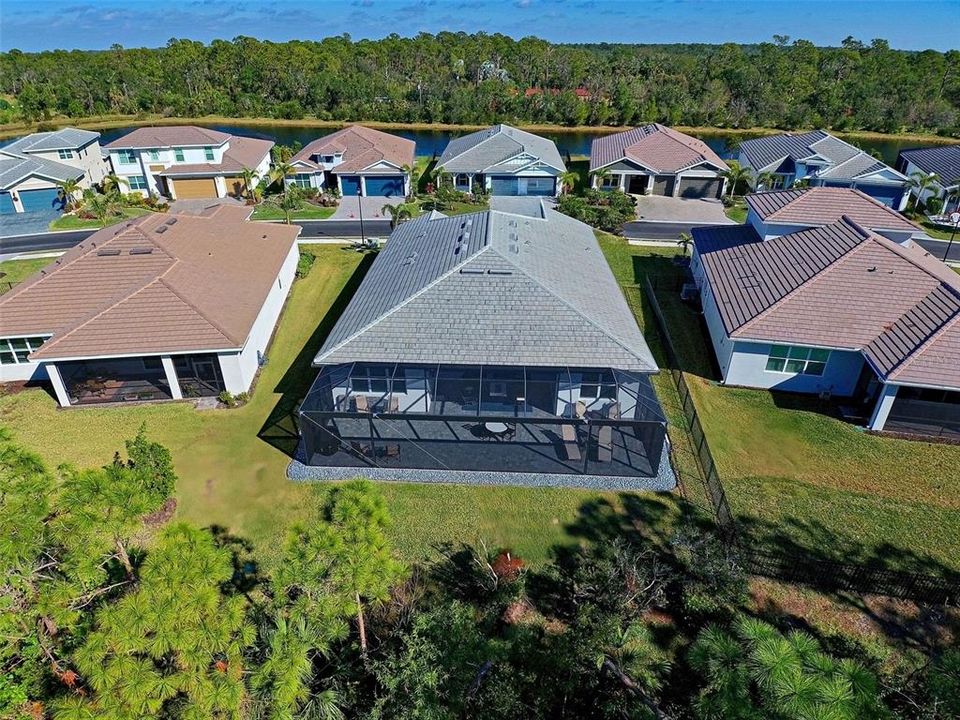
[896,146,960,214]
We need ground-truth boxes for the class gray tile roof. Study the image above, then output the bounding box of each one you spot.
[315,207,656,371]
[0,155,83,191]
[740,130,830,170]
[899,145,960,186]
[1,127,100,154]
[436,124,566,174]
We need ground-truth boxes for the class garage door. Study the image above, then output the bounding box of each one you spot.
[339,176,361,196]
[20,188,64,212]
[677,178,724,199]
[652,176,674,196]
[172,178,218,199]
[364,176,405,197]
[224,176,246,197]
[490,176,520,196]
[524,177,556,196]
[0,192,15,214]
[855,184,904,208]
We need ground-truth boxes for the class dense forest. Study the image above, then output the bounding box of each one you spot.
[2,428,958,720]
[1,33,959,134]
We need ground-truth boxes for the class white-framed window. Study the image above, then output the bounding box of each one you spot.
[291,173,312,188]
[351,366,390,394]
[0,336,48,365]
[117,150,137,165]
[204,146,215,161]
[148,150,160,161]
[58,149,74,160]
[599,174,621,189]
[455,173,470,186]
[321,155,335,163]
[174,148,185,162]
[128,175,148,190]
[765,345,830,375]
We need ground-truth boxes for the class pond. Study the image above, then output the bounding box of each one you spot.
[88,122,949,166]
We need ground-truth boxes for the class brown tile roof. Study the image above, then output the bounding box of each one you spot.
[590,124,727,173]
[105,125,233,149]
[292,125,415,174]
[746,187,920,233]
[694,216,960,389]
[0,207,300,361]
[159,136,273,176]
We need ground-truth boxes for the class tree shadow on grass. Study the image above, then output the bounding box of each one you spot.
[209,524,264,599]
[257,251,376,459]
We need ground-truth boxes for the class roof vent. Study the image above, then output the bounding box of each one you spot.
[129,247,154,255]
[96,248,121,256]
[509,232,517,241]
[155,225,168,234]
[509,244,519,254]
[165,217,178,226]
[460,268,485,275]
[487,269,513,276]
[867,266,877,272]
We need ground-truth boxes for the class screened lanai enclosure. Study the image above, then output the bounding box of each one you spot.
[299,363,668,478]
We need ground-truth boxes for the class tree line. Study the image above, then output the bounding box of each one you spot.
[1,427,957,719]
[2,33,959,135]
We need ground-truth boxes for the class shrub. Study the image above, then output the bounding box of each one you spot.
[218,390,236,407]
[925,196,944,215]
[296,252,316,278]
[556,189,635,232]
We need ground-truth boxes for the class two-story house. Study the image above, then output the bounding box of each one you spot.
[0,127,107,214]
[105,126,273,200]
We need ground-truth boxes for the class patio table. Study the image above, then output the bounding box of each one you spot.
[484,422,510,434]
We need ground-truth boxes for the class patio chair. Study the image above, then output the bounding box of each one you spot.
[387,395,400,413]
[561,424,581,461]
[604,401,621,419]
[597,425,613,462]
[353,394,369,413]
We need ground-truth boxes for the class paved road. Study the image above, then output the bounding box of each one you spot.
[0,230,94,255]
[914,235,960,263]
[295,218,392,239]
[622,221,709,241]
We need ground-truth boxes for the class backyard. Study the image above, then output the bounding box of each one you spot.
[0,245,688,569]
[598,235,960,577]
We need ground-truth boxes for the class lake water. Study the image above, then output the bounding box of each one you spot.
[87,122,948,166]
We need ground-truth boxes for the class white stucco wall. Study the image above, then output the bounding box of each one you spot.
[700,284,735,378]
[723,341,864,396]
[0,359,48,383]
[218,241,299,394]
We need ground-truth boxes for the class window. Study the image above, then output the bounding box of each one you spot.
[128,175,148,190]
[148,150,160,161]
[765,345,830,375]
[322,155,335,163]
[0,336,48,365]
[174,148,185,162]
[351,366,390,394]
[58,149,74,160]
[117,150,137,165]
[204,146,215,161]
[292,173,312,188]
[599,174,620,189]
[578,371,618,399]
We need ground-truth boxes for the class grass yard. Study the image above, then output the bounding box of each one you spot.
[0,257,52,293]
[49,207,151,230]
[250,203,335,221]
[723,198,748,223]
[919,219,959,242]
[0,244,685,569]
[597,235,960,576]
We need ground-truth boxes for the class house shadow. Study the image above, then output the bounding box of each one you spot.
[257,251,376,459]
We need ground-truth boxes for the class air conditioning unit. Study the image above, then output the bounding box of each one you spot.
[680,283,699,301]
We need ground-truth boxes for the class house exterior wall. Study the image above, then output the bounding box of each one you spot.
[218,241,299,393]
[109,141,232,197]
[0,356,48,383]
[723,341,864,395]
[29,141,107,187]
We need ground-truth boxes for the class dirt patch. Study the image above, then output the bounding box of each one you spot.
[142,497,177,527]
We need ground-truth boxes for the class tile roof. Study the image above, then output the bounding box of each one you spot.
[314,205,656,371]
[899,145,960,186]
[291,125,415,174]
[104,125,232,149]
[1,127,100,153]
[0,207,300,360]
[746,187,920,233]
[694,216,960,389]
[590,124,727,173]
[436,124,566,174]
[159,136,273,176]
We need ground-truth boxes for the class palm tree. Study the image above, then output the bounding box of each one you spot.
[756,171,778,192]
[430,164,449,189]
[720,160,753,198]
[906,171,941,214]
[591,167,612,189]
[382,202,414,229]
[268,186,304,224]
[101,173,129,196]
[271,161,297,189]
[56,178,83,211]
[677,232,693,256]
[558,169,580,194]
[85,193,122,227]
[239,167,258,201]
[401,163,419,199]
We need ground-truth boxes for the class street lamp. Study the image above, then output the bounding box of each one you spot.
[944,211,960,263]
[357,185,366,248]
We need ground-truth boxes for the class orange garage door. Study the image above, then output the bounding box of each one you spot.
[172,177,218,199]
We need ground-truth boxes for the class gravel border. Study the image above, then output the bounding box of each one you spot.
[287,438,676,491]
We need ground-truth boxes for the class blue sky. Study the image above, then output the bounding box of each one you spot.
[1,0,957,52]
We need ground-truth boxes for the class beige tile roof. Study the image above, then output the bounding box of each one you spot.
[746,187,920,232]
[159,136,274,176]
[590,124,727,173]
[104,125,233,149]
[0,208,300,361]
[291,125,415,174]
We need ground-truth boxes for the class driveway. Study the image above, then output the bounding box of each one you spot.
[632,195,733,224]
[489,196,556,217]
[333,195,404,220]
[0,208,60,238]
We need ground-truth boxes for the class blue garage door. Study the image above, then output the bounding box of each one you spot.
[525,177,556,196]
[490,176,520,196]
[856,184,904,208]
[19,188,63,212]
[0,192,14,215]
[339,176,361,196]
[364,176,405,197]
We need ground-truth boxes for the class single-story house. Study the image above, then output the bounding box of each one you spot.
[299,203,669,481]
[0,205,301,407]
[589,124,728,198]
[745,187,924,244]
[896,145,960,213]
[691,216,959,438]
[0,128,108,214]
[105,126,273,200]
[738,130,909,209]
[436,124,566,196]
[288,125,415,197]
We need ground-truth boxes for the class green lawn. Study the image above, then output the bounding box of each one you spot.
[918,219,959,242]
[724,198,748,224]
[0,257,51,293]
[0,244,683,568]
[597,235,960,576]
[49,207,151,230]
[250,204,335,221]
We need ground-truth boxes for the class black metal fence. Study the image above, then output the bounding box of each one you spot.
[642,277,959,606]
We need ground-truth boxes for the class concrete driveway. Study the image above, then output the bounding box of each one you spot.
[489,196,556,217]
[334,195,404,220]
[633,195,733,224]
[0,208,61,238]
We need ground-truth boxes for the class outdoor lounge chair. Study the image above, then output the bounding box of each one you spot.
[353,394,369,412]
[604,401,621,419]
[562,424,581,461]
[597,425,613,462]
